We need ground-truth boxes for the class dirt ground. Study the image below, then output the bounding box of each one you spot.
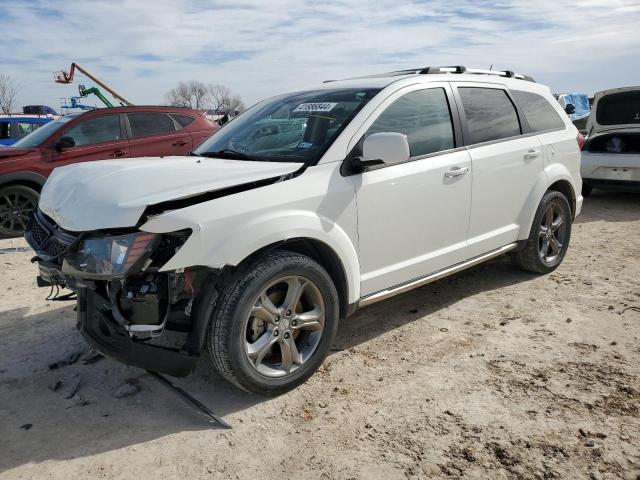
[0,190,639,480]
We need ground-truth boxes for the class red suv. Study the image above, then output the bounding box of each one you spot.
[0,106,218,237]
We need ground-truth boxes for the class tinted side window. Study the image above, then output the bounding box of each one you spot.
[458,88,521,144]
[367,88,454,157]
[171,114,195,128]
[65,115,122,146]
[513,90,565,132]
[128,113,176,138]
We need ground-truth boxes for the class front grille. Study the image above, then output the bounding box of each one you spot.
[25,208,79,263]
[30,218,48,245]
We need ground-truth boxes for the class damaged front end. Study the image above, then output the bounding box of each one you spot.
[25,208,217,377]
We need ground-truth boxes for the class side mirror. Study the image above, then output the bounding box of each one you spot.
[564,103,576,115]
[54,136,75,152]
[362,132,410,166]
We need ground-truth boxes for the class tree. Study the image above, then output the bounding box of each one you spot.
[166,80,209,110]
[0,74,18,114]
[166,81,245,113]
[209,84,245,113]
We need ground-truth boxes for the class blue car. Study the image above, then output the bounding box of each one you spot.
[0,116,54,146]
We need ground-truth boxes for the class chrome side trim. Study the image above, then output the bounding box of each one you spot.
[358,243,518,307]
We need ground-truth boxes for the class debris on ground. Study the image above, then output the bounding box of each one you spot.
[112,380,141,399]
[64,378,82,399]
[48,349,86,370]
[48,380,63,392]
[81,351,104,365]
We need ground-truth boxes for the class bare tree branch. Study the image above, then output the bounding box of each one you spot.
[166,80,210,110]
[0,74,18,114]
[166,80,245,114]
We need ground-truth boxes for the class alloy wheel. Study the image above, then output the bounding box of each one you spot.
[0,189,37,236]
[538,201,567,265]
[244,275,325,378]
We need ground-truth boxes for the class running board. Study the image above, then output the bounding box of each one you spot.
[358,243,518,307]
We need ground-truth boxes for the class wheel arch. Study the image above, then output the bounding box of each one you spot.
[232,237,352,318]
[518,166,578,240]
[0,171,46,193]
[547,179,576,218]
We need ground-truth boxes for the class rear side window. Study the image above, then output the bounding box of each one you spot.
[128,113,177,138]
[171,114,195,128]
[65,115,122,146]
[513,90,565,132]
[458,88,521,144]
[367,88,454,158]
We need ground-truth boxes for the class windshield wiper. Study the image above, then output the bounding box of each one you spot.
[197,149,263,161]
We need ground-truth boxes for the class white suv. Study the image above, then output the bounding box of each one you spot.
[26,66,583,395]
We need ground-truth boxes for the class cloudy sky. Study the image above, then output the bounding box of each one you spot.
[1,0,639,111]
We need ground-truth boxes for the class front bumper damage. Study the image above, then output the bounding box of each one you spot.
[77,287,199,376]
[26,208,216,377]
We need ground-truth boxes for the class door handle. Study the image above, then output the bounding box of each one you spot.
[172,140,188,147]
[110,150,126,158]
[444,166,469,179]
[524,149,540,161]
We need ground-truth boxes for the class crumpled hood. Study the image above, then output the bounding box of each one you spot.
[39,156,303,231]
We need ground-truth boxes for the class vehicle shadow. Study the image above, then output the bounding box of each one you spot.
[0,256,535,473]
[575,190,639,224]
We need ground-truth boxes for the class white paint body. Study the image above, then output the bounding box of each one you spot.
[38,73,583,306]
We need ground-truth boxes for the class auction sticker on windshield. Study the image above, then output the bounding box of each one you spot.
[293,103,337,113]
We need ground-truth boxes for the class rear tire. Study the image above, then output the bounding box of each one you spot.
[513,190,572,274]
[0,184,39,238]
[206,250,339,396]
[581,183,592,197]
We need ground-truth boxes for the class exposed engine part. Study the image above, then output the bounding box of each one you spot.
[117,272,170,337]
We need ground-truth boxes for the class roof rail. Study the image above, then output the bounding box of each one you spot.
[324,65,536,83]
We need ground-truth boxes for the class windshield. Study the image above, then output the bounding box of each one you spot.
[193,88,380,164]
[12,114,79,148]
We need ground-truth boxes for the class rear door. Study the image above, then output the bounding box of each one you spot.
[51,113,130,166]
[125,112,193,157]
[453,83,543,257]
[511,89,580,181]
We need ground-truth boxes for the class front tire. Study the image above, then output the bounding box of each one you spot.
[513,190,572,274]
[206,250,339,395]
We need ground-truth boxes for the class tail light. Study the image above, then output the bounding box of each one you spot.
[576,133,585,151]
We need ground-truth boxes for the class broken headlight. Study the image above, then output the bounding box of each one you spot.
[62,231,159,279]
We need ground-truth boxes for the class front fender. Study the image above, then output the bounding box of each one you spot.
[142,210,361,304]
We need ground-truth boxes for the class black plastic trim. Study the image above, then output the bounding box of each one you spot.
[77,288,199,377]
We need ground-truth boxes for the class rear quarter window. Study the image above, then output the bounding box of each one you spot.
[512,90,565,132]
[170,114,196,128]
[458,87,521,144]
